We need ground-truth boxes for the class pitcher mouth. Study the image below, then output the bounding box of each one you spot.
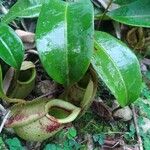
[17,68,36,84]
[45,99,81,124]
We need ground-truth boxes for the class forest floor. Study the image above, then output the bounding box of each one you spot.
[0,0,150,150]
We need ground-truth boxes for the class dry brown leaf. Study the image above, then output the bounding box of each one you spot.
[92,98,113,121]
[15,29,35,43]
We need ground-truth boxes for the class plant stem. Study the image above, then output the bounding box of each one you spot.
[97,0,113,29]
[64,86,70,100]
[1,94,25,103]
[131,104,143,150]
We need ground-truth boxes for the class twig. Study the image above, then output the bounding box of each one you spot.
[103,131,124,135]
[96,0,119,11]
[85,134,94,150]
[103,140,120,149]
[0,111,10,133]
[36,92,54,99]
[36,89,61,99]
[131,104,143,150]
[97,0,113,29]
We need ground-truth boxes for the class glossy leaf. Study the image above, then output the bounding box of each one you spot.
[92,31,142,106]
[0,24,24,69]
[107,0,150,27]
[2,0,49,24]
[113,0,136,5]
[36,0,94,86]
[6,98,81,141]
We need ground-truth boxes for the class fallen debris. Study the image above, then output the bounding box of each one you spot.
[15,29,35,43]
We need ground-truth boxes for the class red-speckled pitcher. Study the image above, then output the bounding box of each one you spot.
[5,98,81,141]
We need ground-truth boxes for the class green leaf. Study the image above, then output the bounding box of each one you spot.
[0,24,24,69]
[67,128,77,139]
[107,0,150,27]
[63,139,80,150]
[143,136,150,150]
[36,0,94,86]
[141,83,150,99]
[2,0,49,24]
[93,133,105,145]
[44,144,62,150]
[6,137,25,150]
[113,0,136,5]
[92,31,142,106]
[0,137,7,150]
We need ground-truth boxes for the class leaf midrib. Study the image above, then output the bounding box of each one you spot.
[3,4,41,23]
[18,5,41,17]
[94,40,128,104]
